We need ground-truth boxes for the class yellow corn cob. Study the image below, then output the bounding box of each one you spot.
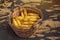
[23,22,29,25]
[25,16,31,19]
[12,18,18,27]
[25,16,39,19]
[24,8,27,17]
[29,22,35,24]
[21,11,24,18]
[23,18,29,21]
[15,17,21,26]
[29,16,39,19]
[17,16,23,20]
[29,19,38,21]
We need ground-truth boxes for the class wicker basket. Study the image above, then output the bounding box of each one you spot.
[9,5,43,38]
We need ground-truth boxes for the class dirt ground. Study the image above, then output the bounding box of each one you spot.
[0,0,60,40]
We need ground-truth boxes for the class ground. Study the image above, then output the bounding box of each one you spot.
[0,0,60,40]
